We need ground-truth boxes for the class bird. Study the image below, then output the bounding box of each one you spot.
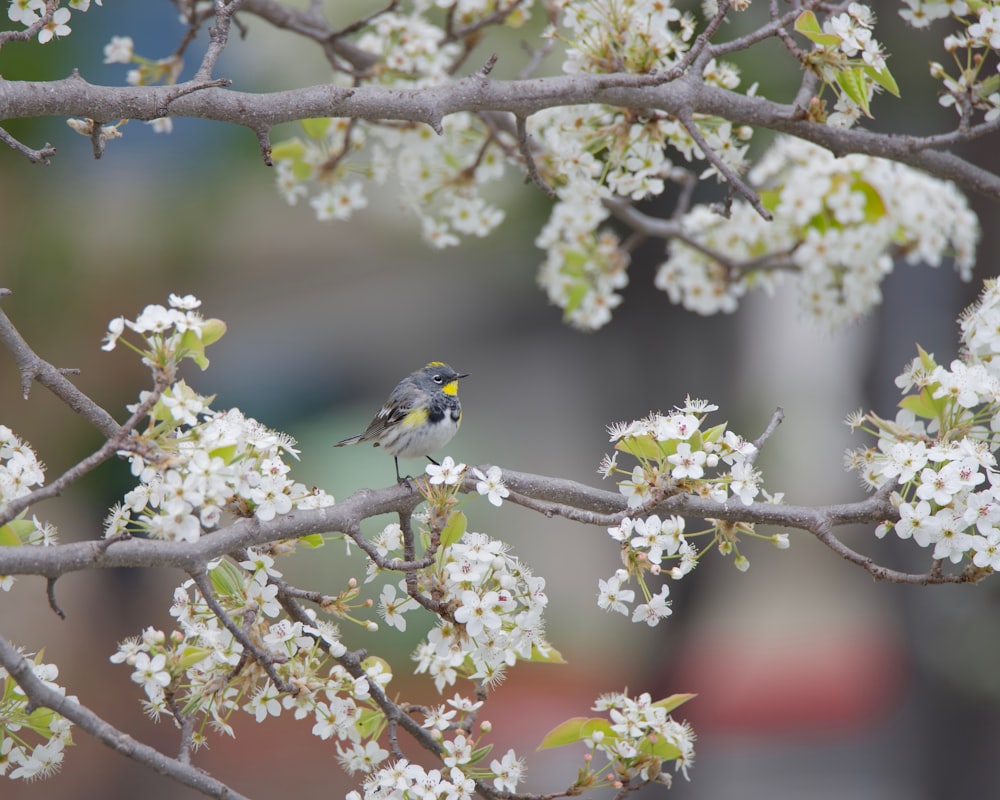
[334,362,468,482]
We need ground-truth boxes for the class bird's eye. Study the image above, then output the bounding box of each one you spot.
[433,374,444,383]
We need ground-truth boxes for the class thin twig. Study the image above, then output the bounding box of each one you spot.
[45,576,65,619]
[277,591,448,759]
[0,374,168,528]
[750,406,784,457]
[0,290,121,436]
[166,694,198,765]
[188,567,295,693]
[515,114,556,198]
[193,0,245,81]
[676,111,772,220]
[662,0,733,80]
[0,0,57,48]
[0,126,56,163]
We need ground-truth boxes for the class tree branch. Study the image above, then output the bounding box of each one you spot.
[188,566,294,693]
[0,373,166,528]
[0,126,56,162]
[0,634,251,800]
[193,0,244,82]
[2,73,998,202]
[0,289,121,437]
[0,460,967,586]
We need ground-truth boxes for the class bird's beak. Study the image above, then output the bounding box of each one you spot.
[457,372,470,380]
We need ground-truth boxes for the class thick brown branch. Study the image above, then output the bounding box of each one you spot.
[1,74,998,202]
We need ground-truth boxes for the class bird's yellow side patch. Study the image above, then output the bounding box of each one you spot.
[401,407,430,427]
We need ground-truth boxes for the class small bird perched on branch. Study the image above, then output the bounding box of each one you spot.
[335,362,468,482]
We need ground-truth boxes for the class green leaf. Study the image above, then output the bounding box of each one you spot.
[561,249,589,276]
[899,387,941,420]
[647,737,682,760]
[538,717,615,750]
[686,430,704,452]
[528,643,566,664]
[200,318,227,347]
[793,11,840,47]
[300,117,332,139]
[468,743,494,765]
[916,344,938,373]
[178,329,210,370]
[300,533,326,549]
[615,435,661,461]
[562,281,589,318]
[209,560,246,599]
[836,68,872,117]
[867,64,900,97]
[0,524,21,547]
[759,188,781,214]
[175,320,225,371]
[177,646,214,670]
[209,443,238,464]
[701,423,728,445]
[652,692,697,714]
[0,518,36,545]
[851,178,887,223]
[361,655,392,676]
[977,72,1000,99]
[356,707,385,740]
[26,706,60,737]
[440,510,467,550]
[270,138,306,162]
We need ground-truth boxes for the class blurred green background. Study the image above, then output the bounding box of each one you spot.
[2,3,999,799]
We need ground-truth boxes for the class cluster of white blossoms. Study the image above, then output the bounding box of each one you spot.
[353,761,477,800]
[791,3,896,122]
[599,399,787,624]
[353,747,522,800]
[359,459,552,691]
[107,387,333,541]
[271,2,510,249]
[541,690,696,788]
[847,279,1000,570]
[0,426,57,591]
[110,554,400,754]
[99,296,333,541]
[0,650,75,780]
[105,451,542,794]
[100,292,226,367]
[655,136,979,326]
[532,0,753,330]
[0,426,45,509]
[926,2,1000,122]
[274,108,508,250]
[411,525,553,690]
[350,696,525,798]
[823,3,887,71]
[594,691,696,782]
[80,1,988,333]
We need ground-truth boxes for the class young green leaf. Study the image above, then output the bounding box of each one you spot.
[794,11,841,47]
[300,117,332,139]
[440,510,468,550]
[539,717,615,750]
[652,692,697,714]
[836,68,872,117]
